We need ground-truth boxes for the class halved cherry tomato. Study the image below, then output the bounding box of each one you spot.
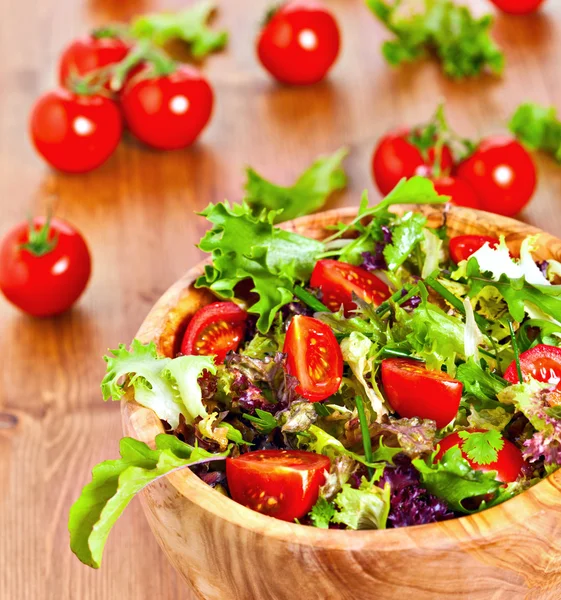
[504,344,561,397]
[181,302,248,363]
[59,33,130,89]
[435,429,524,483]
[381,358,463,428]
[490,0,545,15]
[310,259,390,315]
[284,315,343,402]
[431,176,480,209]
[449,235,500,264]
[257,1,341,86]
[372,129,455,196]
[455,136,537,217]
[226,449,330,521]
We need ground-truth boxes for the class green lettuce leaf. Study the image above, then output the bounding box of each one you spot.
[332,478,391,530]
[244,148,348,223]
[102,340,216,428]
[131,1,228,58]
[455,358,508,404]
[509,102,561,163]
[69,434,228,568]
[196,201,324,332]
[366,0,504,79]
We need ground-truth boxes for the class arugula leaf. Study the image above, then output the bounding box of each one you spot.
[309,497,336,529]
[412,447,507,513]
[69,434,228,568]
[332,479,391,530]
[242,408,278,434]
[196,201,324,332]
[509,102,561,163]
[457,430,504,465]
[102,340,216,429]
[244,148,348,223]
[366,0,504,79]
[131,1,228,59]
[456,358,508,404]
[383,211,427,271]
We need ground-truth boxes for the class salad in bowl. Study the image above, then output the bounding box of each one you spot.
[69,177,561,570]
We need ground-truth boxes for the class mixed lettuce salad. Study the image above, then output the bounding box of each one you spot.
[70,177,561,568]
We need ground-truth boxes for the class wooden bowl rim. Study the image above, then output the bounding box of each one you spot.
[123,205,561,548]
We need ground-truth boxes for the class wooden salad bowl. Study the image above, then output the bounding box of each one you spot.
[122,205,561,600]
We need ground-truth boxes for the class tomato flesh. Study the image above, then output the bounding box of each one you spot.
[226,450,330,521]
[181,302,248,364]
[372,129,454,196]
[449,235,500,264]
[455,136,537,217]
[435,429,524,483]
[310,259,390,316]
[257,1,341,85]
[431,176,480,209]
[381,358,463,428]
[0,217,91,317]
[490,0,545,14]
[284,315,343,402]
[504,344,561,397]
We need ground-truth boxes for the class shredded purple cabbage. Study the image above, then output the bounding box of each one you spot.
[378,455,454,528]
[361,226,393,272]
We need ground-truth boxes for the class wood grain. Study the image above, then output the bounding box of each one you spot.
[123,206,561,600]
[1,0,561,598]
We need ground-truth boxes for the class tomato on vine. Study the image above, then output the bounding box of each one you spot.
[489,0,546,15]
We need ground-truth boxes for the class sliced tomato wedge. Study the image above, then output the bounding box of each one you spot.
[435,429,524,483]
[310,259,390,315]
[449,235,500,264]
[504,344,561,398]
[226,450,330,521]
[284,315,343,402]
[381,358,463,428]
[180,301,247,363]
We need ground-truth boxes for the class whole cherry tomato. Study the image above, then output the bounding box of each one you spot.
[29,89,122,173]
[59,32,130,88]
[435,429,525,483]
[120,64,214,150]
[504,344,561,396]
[372,129,455,196]
[181,301,248,364]
[227,450,330,521]
[489,0,546,15]
[455,136,537,217]
[381,358,463,428]
[431,176,480,209]
[284,315,343,402]
[0,217,91,317]
[310,259,390,315]
[449,235,500,264]
[257,0,341,85]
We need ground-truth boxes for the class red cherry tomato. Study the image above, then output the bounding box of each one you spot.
[58,33,130,88]
[455,136,537,217]
[120,64,214,150]
[504,344,561,394]
[0,217,91,317]
[431,176,480,209]
[381,358,463,429]
[489,0,545,15]
[310,259,390,316]
[372,129,455,196]
[29,89,122,173]
[257,0,341,85]
[284,315,343,402]
[181,302,248,364]
[435,429,524,483]
[226,450,330,521]
[449,235,500,264]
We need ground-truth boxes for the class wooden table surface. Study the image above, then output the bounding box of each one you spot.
[1,0,561,598]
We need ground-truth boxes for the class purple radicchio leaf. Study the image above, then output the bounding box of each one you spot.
[361,226,393,272]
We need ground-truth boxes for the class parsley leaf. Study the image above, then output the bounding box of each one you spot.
[131,1,228,59]
[509,102,561,163]
[245,148,348,223]
[309,497,336,529]
[457,430,504,465]
[383,211,427,271]
[367,0,504,79]
[196,201,324,332]
[242,408,278,434]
